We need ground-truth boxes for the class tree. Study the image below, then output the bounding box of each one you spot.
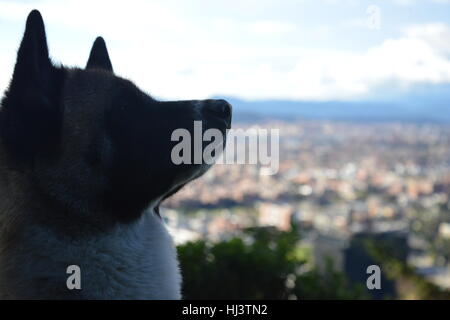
[177,223,368,299]
[365,239,450,300]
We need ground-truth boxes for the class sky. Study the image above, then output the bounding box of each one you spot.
[0,0,449,101]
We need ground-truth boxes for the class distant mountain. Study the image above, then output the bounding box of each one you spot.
[221,84,450,123]
[227,98,450,123]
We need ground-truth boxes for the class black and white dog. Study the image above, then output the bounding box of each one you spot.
[0,10,231,299]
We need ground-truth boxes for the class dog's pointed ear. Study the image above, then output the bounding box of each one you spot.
[86,37,113,72]
[11,9,53,93]
[0,10,65,159]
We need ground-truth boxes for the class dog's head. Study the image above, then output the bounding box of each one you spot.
[0,10,231,224]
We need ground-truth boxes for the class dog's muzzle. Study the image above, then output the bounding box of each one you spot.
[199,99,232,130]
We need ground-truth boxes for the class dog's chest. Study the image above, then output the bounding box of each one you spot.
[0,212,181,299]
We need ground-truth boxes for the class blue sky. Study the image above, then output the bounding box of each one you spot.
[0,0,449,101]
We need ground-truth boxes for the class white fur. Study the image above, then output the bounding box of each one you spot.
[0,209,181,299]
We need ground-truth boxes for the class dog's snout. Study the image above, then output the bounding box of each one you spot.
[202,99,232,128]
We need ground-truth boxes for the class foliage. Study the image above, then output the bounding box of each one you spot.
[177,223,368,300]
[365,239,450,300]
[294,259,369,300]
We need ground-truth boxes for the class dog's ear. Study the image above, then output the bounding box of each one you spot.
[9,10,55,99]
[0,10,65,159]
[86,37,113,72]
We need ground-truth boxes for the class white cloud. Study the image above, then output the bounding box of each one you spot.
[0,0,450,101]
[248,20,297,35]
[176,22,450,101]
[205,22,450,100]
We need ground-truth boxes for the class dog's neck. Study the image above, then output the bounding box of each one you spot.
[0,147,181,300]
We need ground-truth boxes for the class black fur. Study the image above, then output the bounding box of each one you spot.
[0,10,66,162]
[86,37,113,72]
[0,10,232,225]
[102,92,229,222]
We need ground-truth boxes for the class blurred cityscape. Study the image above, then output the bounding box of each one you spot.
[162,119,450,296]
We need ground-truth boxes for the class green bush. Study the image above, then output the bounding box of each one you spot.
[177,224,368,300]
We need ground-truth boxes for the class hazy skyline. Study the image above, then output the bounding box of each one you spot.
[0,0,449,101]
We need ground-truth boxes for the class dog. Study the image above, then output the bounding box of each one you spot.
[0,10,231,299]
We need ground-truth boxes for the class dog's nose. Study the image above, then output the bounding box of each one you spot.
[202,99,232,128]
